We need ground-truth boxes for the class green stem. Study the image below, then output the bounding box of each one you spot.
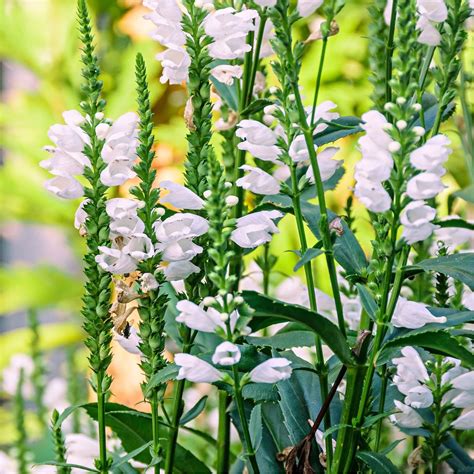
[151,392,161,473]
[245,15,267,106]
[374,365,388,451]
[310,38,328,126]
[232,367,259,474]
[459,64,474,182]
[216,391,231,473]
[165,378,186,474]
[385,0,398,106]
[96,372,108,474]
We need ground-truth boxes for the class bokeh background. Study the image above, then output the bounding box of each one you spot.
[0,0,472,463]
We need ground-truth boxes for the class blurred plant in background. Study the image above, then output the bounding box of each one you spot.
[0,0,472,471]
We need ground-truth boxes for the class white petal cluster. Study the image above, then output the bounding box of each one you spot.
[204,8,258,60]
[401,134,450,243]
[392,297,447,328]
[236,165,281,195]
[144,0,190,84]
[416,0,448,46]
[236,119,283,163]
[155,212,209,281]
[231,210,283,248]
[95,198,154,275]
[391,348,474,430]
[41,110,90,199]
[354,111,396,213]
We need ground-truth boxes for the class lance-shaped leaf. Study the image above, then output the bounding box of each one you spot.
[356,452,400,473]
[313,116,362,146]
[243,291,355,366]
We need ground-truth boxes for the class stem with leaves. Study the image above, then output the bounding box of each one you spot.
[14,369,28,474]
[77,1,113,471]
[51,409,70,474]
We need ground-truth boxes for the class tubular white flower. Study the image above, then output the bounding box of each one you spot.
[159,181,205,210]
[297,0,324,17]
[210,65,243,85]
[452,410,474,430]
[212,342,241,366]
[99,112,139,161]
[400,200,438,244]
[106,198,140,220]
[110,216,145,238]
[434,216,474,251]
[450,372,474,391]
[236,119,283,163]
[255,0,277,6]
[176,300,224,333]
[390,400,424,428]
[416,0,447,46]
[44,174,83,200]
[405,385,434,408]
[231,210,283,248]
[122,233,155,261]
[392,297,447,329]
[393,346,429,396]
[236,165,281,195]
[354,177,392,213]
[140,272,159,292]
[163,260,200,281]
[156,46,191,85]
[100,160,136,187]
[410,134,451,172]
[40,148,90,176]
[406,172,445,200]
[249,358,292,383]
[155,213,209,243]
[306,100,340,134]
[157,238,203,262]
[175,354,223,383]
[95,246,138,274]
[74,200,88,233]
[114,327,142,355]
[305,147,342,183]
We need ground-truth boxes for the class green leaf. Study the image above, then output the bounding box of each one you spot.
[210,76,238,110]
[39,461,98,472]
[83,403,210,473]
[434,218,474,231]
[246,330,316,350]
[242,383,279,403]
[110,442,153,470]
[415,99,455,132]
[356,451,400,473]
[249,404,263,453]
[145,364,178,397]
[241,98,273,116]
[243,291,355,366]
[453,184,474,204]
[293,246,323,272]
[356,284,377,321]
[414,253,474,290]
[362,411,394,429]
[313,116,362,146]
[382,331,474,367]
[180,396,208,425]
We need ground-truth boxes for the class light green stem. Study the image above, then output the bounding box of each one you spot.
[216,391,231,473]
[96,372,108,474]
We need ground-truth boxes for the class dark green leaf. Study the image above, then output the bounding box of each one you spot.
[434,218,474,231]
[180,395,208,425]
[294,247,323,272]
[249,404,263,453]
[356,284,377,321]
[313,116,362,146]
[210,77,238,110]
[356,451,400,473]
[415,99,455,131]
[242,383,280,402]
[39,462,98,472]
[241,99,273,116]
[362,411,394,429]
[246,330,316,350]
[453,184,474,204]
[145,364,178,396]
[110,442,152,469]
[380,439,404,456]
[414,253,474,290]
[243,291,355,366]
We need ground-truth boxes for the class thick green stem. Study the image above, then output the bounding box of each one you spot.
[151,392,161,473]
[165,377,186,474]
[385,0,398,105]
[232,367,259,474]
[216,391,231,473]
[310,38,328,126]
[374,365,388,451]
[96,373,108,474]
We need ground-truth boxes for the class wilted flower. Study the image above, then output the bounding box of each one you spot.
[175,354,223,383]
[249,358,292,383]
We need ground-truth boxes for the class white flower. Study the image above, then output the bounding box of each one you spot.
[406,172,445,200]
[452,410,474,430]
[354,154,393,182]
[65,433,99,472]
[114,327,141,355]
[254,0,277,6]
[156,46,191,85]
[44,174,83,199]
[307,100,340,134]
[175,354,222,383]
[249,358,292,383]
[176,300,224,333]
[0,452,18,473]
[289,134,311,163]
[100,160,136,187]
[43,378,69,413]
[410,134,451,173]
[40,148,90,177]
[236,165,281,195]
[140,273,159,292]
[157,238,203,262]
[122,233,155,261]
[231,210,283,248]
[236,119,282,163]
[297,0,324,17]
[400,200,438,244]
[305,147,342,183]
[211,65,243,85]
[405,385,434,408]
[106,198,140,220]
[416,0,448,45]
[434,216,474,251]
[100,112,139,162]
[74,200,88,233]
[354,177,392,213]
[47,113,88,152]
[390,400,424,428]
[95,247,137,274]
[392,297,447,328]
[2,354,34,397]
[159,181,205,210]
[155,213,209,243]
[450,372,474,391]
[110,216,145,238]
[212,342,241,366]
[164,260,200,281]
[393,346,429,396]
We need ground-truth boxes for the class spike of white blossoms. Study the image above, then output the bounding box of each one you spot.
[231,210,283,249]
[354,111,397,213]
[236,165,281,195]
[249,358,293,383]
[416,0,448,46]
[175,354,223,383]
[392,297,447,329]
